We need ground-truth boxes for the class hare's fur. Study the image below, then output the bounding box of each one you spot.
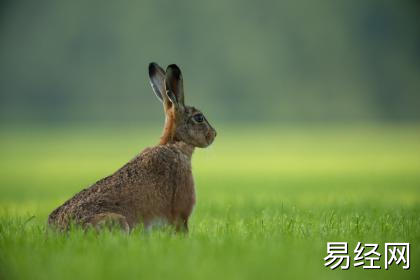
[48,63,216,232]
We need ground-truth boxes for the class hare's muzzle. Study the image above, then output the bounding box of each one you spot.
[206,129,217,146]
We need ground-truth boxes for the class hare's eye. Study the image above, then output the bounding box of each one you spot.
[193,114,204,123]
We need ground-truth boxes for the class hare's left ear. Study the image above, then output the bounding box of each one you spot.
[148,62,166,102]
[165,64,185,108]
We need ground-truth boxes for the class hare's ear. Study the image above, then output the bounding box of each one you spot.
[165,64,185,108]
[148,62,166,102]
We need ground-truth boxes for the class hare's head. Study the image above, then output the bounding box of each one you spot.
[148,63,216,148]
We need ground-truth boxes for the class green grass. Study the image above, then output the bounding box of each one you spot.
[1,124,419,279]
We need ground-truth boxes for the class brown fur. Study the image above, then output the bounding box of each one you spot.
[48,63,216,232]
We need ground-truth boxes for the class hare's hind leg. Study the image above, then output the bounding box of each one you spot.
[84,212,130,233]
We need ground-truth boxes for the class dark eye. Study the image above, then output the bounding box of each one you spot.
[193,114,204,123]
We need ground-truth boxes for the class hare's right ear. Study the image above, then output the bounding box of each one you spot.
[148,62,166,102]
[164,64,185,108]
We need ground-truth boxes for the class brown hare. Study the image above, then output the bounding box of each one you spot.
[48,63,216,233]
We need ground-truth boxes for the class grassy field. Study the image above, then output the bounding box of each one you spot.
[0,124,419,279]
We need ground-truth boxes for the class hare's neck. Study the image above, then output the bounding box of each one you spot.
[172,141,195,159]
[159,111,176,145]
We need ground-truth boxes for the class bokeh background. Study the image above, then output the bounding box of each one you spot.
[1,0,419,124]
[1,1,420,280]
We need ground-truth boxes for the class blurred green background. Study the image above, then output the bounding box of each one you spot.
[1,1,420,280]
[0,0,419,124]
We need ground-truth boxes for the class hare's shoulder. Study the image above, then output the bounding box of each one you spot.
[128,144,190,171]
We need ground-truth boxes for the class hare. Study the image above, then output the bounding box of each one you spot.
[48,63,216,233]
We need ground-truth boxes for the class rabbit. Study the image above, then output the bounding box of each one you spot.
[48,63,217,233]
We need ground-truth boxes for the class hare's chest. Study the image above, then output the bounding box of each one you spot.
[173,158,194,193]
[171,156,195,214]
